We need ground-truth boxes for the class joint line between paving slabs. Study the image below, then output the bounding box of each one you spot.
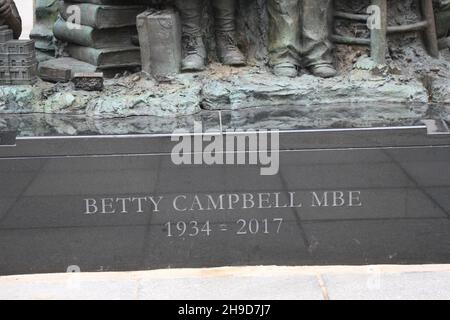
[316,273,330,300]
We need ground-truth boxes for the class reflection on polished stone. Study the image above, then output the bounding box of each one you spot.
[0,103,444,137]
[0,112,221,137]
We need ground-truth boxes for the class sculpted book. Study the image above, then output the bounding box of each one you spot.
[60,2,147,29]
[53,16,137,48]
[65,45,142,68]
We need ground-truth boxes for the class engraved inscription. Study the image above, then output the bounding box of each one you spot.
[83,191,363,215]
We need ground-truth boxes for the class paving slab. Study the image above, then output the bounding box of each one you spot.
[322,271,450,300]
[0,277,138,300]
[0,265,449,300]
[137,274,323,300]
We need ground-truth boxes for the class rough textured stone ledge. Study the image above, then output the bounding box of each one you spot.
[0,76,202,118]
[0,66,438,121]
[201,70,429,110]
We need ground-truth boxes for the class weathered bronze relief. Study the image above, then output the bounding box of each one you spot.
[0,0,448,122]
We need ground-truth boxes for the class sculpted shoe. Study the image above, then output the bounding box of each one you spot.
[181,35,207,72]
[310,64,337,78]
[216,32,246,66]
[272,63,298,78]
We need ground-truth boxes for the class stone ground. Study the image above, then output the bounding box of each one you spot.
[0,265,449,300]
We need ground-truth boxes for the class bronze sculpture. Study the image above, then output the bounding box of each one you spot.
[333,0,439,64]
[435,0,450,48]
[267,0,337,78]
[0,1,37,85]
[175,0,246,71]
[0,0,21,39]
[24,0,450,80]
[30,0,59,57]
[0,0,449,120]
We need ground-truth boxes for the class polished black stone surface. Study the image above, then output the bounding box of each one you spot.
[0,103,433,137]
[0,116,449,275]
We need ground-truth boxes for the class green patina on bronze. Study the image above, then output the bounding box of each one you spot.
[435,0,450,39]
[267,0,333,67]
[30,0,59,53]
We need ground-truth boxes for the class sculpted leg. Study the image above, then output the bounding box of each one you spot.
[301,0,336,78]
[435,0,450,48]
[267,0,301,77]
[175,0,207,72]
[30,0,58,55]
[212,0,246,66]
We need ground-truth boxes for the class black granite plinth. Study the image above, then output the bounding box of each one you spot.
[0,117,449,275]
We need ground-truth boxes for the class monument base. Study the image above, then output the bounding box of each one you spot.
[0,115,449,276]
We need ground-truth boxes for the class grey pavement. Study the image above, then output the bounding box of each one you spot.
[0,265,449,300]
